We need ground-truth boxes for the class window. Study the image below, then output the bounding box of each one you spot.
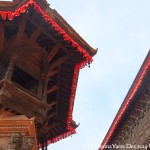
[11,67,39,95]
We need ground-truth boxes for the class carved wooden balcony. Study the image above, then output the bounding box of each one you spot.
[0,80,50,123]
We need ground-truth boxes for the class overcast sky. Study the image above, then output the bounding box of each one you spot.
[47,0,150,149]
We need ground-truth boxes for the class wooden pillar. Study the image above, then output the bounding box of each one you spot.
[0,24,4,54]
[4,55,17,80]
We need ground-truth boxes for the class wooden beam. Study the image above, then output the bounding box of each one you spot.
[48,111,57,118]
[56,66,60,113]
[48,55,70,71]
[47,85,58,94]
[28,17,70,54]
[46,122,59,130]
[15,16,27,47]
[26,28,42,46]
[0,24,4,53]
[44,32,70,54]
[47,44,61,62]
[40,121,59,133]
[48,101,57,108]
[28,17,57,43]
[47,69,59,77]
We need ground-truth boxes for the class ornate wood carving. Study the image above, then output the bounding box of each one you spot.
[22,136,35,150]
[114,88,150,147]
[0,115,37,150]
[0,80,50,123]
[8,132,23,150]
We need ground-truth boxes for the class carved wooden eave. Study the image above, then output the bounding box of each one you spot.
[0,0,97,147]
[99,50,150,150]
[0,0,97,57]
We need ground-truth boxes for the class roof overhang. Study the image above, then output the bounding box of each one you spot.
[99,50,150,149]
[0,0,97,146]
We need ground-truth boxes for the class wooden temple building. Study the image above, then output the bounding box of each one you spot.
[0,0,97,149]
[99,51,150,150]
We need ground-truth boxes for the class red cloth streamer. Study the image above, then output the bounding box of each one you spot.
[0,11,7,20]
[46,60,87,145]
[48,131,73,144]
[8,12,15,20]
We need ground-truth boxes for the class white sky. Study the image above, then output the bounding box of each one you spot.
[47,0,150,149]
